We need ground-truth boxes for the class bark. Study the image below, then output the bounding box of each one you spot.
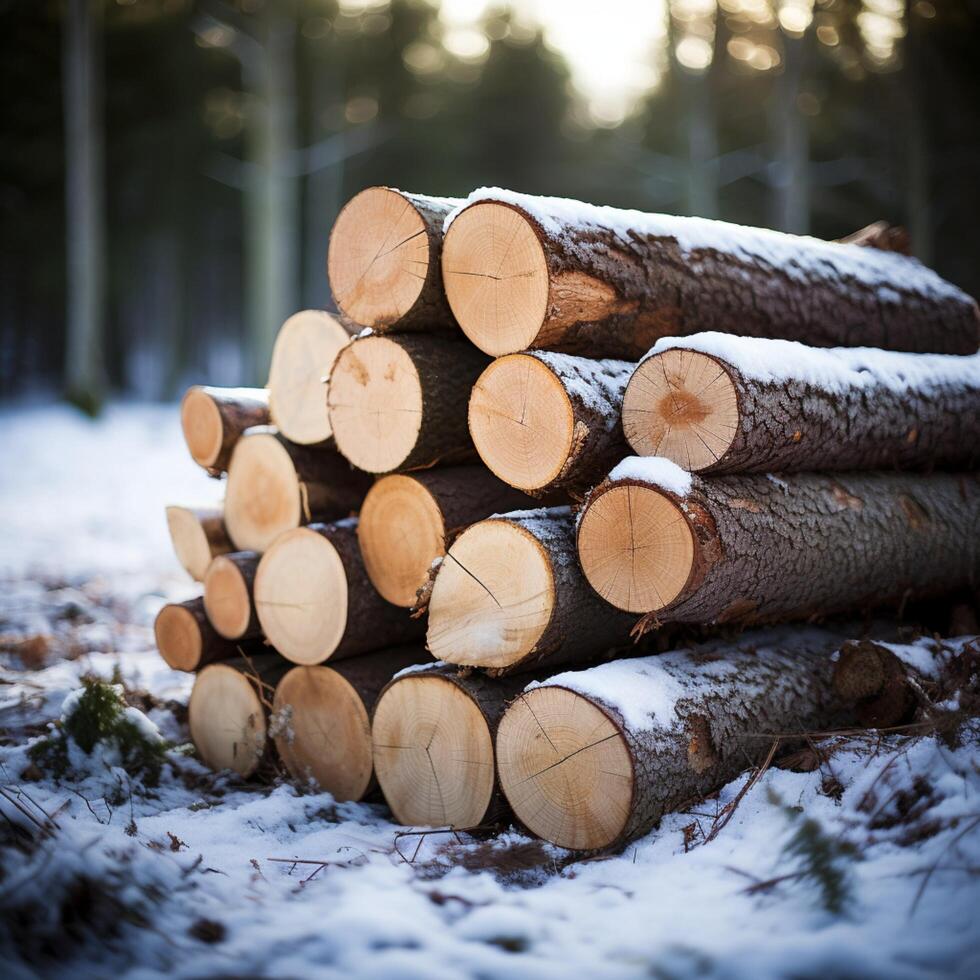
[329,644,433,715]
[155,597,265,673]
[185,386,271,474]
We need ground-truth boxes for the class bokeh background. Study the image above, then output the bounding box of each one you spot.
[2,0,979,410]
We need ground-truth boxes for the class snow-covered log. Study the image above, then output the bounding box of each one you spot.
[155,597,262,672]
[180,385,270,475]
[165,504,232,582]
[203,551,261,640]
[623,334,980,474]
[441,188,980,359]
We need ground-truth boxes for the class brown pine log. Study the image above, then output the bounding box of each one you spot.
[272,645,430,801]
[154,597,264,672]
[328,333,489,473]
[837,220,911,254]
[357,465,533,607]
[165,504,233,582]
[327,187,462,331]
[180,385,270,475]
[267,309,352,446]
[623,338,980,474]
[496,627,851,851]
[469,351,634,494]
[427,508,636,675]
[188,653,290,778]
[440,190,979,359]
[577,462,980,622]
[223,427,371,552]
[203,552,261,640]
[372,664,528,828]
[254,519,425,665]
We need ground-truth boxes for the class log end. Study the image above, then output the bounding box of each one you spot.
[204,555,254,640]
[268,310,351,445]
[358,475,446,607]
[497,686,633,851]
[372,674,495,828]
[189,663,268,777]
[578,482,695,614]
[427,519,555,670]
[154,602,204,672]
[273,665,373,801]
[327,336,423,474]
[832,640,916,728]
[622,349,739,471]
[180,386,224,469]
[442,201,549,356]
[254,527,348,665]
[468,354,574,492]
[166,505,218,581]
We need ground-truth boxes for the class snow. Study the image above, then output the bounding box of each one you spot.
[531,351,635,414]
[608,455,693,496]
[1,401,979,977]
[446,188,972,302]
[645,332,980,393]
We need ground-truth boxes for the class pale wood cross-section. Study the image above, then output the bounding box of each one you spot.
[154,601,205,672]
[203,553,258,641]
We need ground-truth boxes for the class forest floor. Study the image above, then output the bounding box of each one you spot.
[0,403,978,980]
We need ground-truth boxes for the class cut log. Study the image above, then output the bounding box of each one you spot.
[180,385,270,474]
[223,427,371,552]
[357,466,533,607]
[441,189,979,359]
[496,627,850,850]
[328,187,461,331]
[188,653,290,778]
[577,459,980,622]
[165,504,232,582]
[154,597,261,672]
[272,645,429,801]
[468,351,633,494]
[203,552,261,640]
[372,664,528,828]
[622,336,980,474]
[267,309,352,446]
[427,508,636,675]
[327,333,488,474]
[254,519,425,665]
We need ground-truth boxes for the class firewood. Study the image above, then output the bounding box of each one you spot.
[267,309,352,446]
[576,459,980,622]
[427,508,635,675]
[441,189,979,359]
[223,427,371,552]
[165,504,232,582]
[154,597,261,672]
[469,351,633,494]
[272,645,429,801]
[188,653,290,777]
[372,664,527,828]
[623,336,980,474]
[496,627,850,851]
[357,466,532,607]
[180,385,270,474]
[203,552,260,640]
[327,333,488,474]
[327,187,462,331]
[254,520,424,665]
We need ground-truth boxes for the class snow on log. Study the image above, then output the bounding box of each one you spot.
[327,333,489,474]
[441,187,979,359]
[188,653,290,778]
[223,427,371,552]
[165,504,232,582]
[154,597,263,672]
[254,519,425,666]
[469,351,634,494]
[623,334,980,474]
[328,187,462,331]
[180,385,270,474]
[203,551,261,641]
[496,627,850,851]
[427,507,636,675]
[372,663,528,828]
[267,310,352,446]
[577,459,980,621]
[357,466,532,607]
[271,645,429,801]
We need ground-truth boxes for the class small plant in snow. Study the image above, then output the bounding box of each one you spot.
[29,677,167,786]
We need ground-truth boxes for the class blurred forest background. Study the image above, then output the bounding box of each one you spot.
[2,0,979,411]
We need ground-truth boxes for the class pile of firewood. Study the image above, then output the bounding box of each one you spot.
[156,186,980,852]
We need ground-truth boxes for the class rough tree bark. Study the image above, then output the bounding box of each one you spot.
[180,386,271,474]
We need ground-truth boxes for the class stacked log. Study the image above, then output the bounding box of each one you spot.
[165,505,232,582]
[203,552,261,640]
[154,597,260,672]
[180,386,270,475]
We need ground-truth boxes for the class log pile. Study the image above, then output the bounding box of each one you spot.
[153,186,980,851]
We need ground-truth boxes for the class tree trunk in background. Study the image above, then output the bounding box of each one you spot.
[63,0,106,412]
[905,3,932,265]
[683,72,719,219]
[771,28,809,234]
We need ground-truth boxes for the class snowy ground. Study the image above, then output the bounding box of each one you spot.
[0,403,978,979]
